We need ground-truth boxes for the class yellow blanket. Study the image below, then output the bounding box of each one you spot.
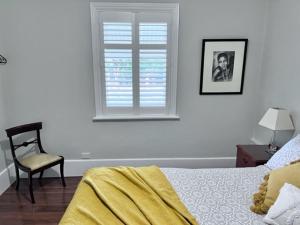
[59,166,198,225]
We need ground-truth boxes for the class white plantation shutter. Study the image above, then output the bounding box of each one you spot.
[140,49,167,107]
[103,22,132,44]
[91,3,179,119]
[139,22,168,108]
[104,49,133,107]
[139,23,168,45]
[99,12,134,111]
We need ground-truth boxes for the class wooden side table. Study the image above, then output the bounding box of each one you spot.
[236,145,273,168]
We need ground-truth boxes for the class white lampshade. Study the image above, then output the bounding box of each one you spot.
[259,108,294,131]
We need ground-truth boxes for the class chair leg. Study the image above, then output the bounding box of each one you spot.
[39,171,44,180]
[60,160,66,187]
[28,172,35,204]
[39,171,44,186]
[15,165,20,191]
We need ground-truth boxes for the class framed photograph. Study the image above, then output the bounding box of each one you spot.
[200,39,248,95]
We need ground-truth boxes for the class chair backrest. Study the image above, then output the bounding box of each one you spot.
[5,122,45,161]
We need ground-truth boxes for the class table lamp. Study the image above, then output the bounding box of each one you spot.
[258,107,294,153]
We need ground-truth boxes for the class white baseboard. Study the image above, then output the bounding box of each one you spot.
[57,157,236,176]
[0,163,16,195]
[0,157,236,195]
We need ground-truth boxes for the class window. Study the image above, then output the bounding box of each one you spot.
[90,3,179,120]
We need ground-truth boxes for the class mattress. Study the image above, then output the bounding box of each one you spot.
[161,165,270,225]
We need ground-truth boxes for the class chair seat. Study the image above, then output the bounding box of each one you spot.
[20,153,62,171]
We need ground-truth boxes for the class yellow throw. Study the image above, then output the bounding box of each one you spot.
[59,166,198,225]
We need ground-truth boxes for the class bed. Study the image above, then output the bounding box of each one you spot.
[161,165,269,225]
[59,135,300,225]
[59,165,269,225]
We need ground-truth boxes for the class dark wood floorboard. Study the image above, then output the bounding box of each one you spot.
[0,177,81,225]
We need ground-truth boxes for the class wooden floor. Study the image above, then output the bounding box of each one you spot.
[0,177,81,225]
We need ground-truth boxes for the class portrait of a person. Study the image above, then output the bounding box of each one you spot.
[212,52,234,82]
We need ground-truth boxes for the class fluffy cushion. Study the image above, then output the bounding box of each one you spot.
[263,183,300,225]
[251,162,300,214]
[266,134,300,170]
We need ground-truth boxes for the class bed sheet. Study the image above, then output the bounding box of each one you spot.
[161,165,270,225]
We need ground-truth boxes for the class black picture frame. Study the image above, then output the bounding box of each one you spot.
[199,39,248,95]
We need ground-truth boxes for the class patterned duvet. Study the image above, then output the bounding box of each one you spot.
[161,165,270,225]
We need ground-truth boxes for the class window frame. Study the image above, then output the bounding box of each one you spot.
[90,2,179,121]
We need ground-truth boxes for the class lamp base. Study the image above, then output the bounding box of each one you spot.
[265,144,279,154]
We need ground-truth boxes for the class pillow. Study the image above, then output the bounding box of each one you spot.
[251,162,300,214]
[266,134,300,170]
[263,183,300,225]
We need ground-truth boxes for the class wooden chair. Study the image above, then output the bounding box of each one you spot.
[5,122,66,203]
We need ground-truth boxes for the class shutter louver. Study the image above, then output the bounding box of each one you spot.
[140,49,167,107]
[104,49,133,107]
[139,23,167,45]
[103,22,132,44]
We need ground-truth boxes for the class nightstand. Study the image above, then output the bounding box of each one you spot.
[236,145,273,168]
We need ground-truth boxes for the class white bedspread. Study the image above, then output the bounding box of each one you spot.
[161,165,270,225]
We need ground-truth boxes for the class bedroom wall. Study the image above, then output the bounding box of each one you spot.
[0,34,8,172]
[252,0,300,145]
[0,72,7,172]
[0,0,268,161]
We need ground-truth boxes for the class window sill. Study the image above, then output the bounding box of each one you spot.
[93,114,180,121]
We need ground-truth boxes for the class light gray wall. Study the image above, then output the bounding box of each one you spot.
[0,0,268,160]
[0,37,8,171]
[252,0,300,145]
[0,71,8,171]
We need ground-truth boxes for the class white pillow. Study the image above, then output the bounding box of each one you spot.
[266,134,300,170]
[263,183,300,225]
